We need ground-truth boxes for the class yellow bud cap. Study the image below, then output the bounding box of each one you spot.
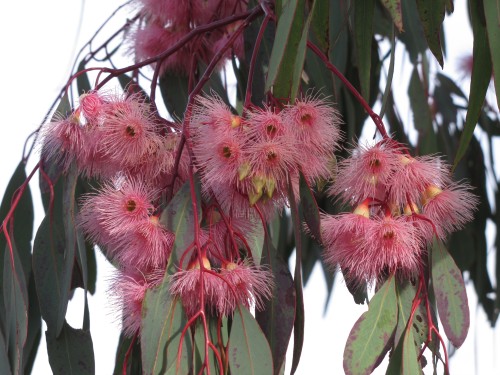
[248,189,263,206]
[252,175,265,195]
[224,262,238,271]
[265,177,276,198]
[230,115,241,128]
[353,202,370,218]
[422,185,443,205]
[403,202,420,215]
[238,162,251,181]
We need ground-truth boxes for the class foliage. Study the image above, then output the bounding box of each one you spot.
[1,1,499,374]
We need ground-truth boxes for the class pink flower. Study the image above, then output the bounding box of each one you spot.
[41,114,85,171]
[109,269,162,337]
[245,106,287,140]
[359,215,423,280]
[332,140,401,204]
[78,177,156,247]
[421,183,478,238]
[98,94,160,168]
[78,91,106,124]
[217,261,273,316]
[388,155,451,207]
[190,95,242,137]
[283,96,342,153]
[109,215,175,270]
[169,257,225,317]
[138,0,190,25]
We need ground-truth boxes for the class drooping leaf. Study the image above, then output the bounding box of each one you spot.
[193,319,219,374]
[265,0,304,99]
[228,305,274,375]
[117,73,150,102]
[22,273,42,374]
[415,0,446,67]
[256,235,295,374]
[46,321,94,375]
[431,238,469,348]
[3,243,28,375]
[247,217,265,266]
[401,328,422,375]
[76,60,92,94]
[159,72,189,120]
[380,0,403,32]
[408,67,437,154]
[399,0,428,64]
[484,0,500,111]
[299,171,321,242]
[310,0,329,53]
[290,0,317,101]
[113,333,142,375]
[161,179,201,275]
[0,161,34,333]
[141,284,192,375]
[0,329,11,375]
[343,275,398,375]
[454,0,493,168]
[354,0,375,101]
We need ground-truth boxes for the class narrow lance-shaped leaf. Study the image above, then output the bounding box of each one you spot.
[141,285,192,375]
[431,238,469,347]
[46,321,95,375]
[354,0,375,101]
[3,243,28,375]
[343,275,398,375]
[228,305,274,375]
[76,60,91,94]
[401,329,422,375]
[484,0,500,111]
[265,0,304,99]
[256,234,295,374]
[415,0,446,67]
[380,0,403,32]
[0,162,34,333]
[160,179,201,275]
[453,0,492,168]
[291,0,317,101]
[299,171,321,242]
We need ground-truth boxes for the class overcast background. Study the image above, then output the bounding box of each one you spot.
[1,1,499,374]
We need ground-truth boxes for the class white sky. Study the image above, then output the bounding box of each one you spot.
[1,1,498,374]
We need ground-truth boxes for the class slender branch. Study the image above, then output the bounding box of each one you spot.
[307,40,389,139]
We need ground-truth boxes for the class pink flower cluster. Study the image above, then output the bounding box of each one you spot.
[189,95,342,219]
[131,0,246,75]
[322,140,478,285]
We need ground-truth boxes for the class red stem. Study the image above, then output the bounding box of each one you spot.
[307,41,389,139]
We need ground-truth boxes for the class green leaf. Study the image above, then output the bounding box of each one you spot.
[193,319,219,374]
[408,67,437,154]
[484,0,500,111]
[431,238,469,347]
[290,0,317,101]
[299,171,321,242]
[380,0,403,32]
[159,72,189,120]
[415,0,446,67]
[117,74,150,102]
[0,162,34,334]
[256,235,295,374]
[265,0,304,99]
[22,273,42,374]
[399,0,428,64]
[141,285,192,375]
[401,329,422,375]
[0,329,12,375]
[3,243,28,375]
[46,321,94,375]
[454,0,493,168]
[247,217,265,266]
[113,333,142,375]
[343,275,398,375]
[161,179,201,275]
[311,0,329,53]
[354,0,375,101]
[228,306,273,375]
[76,60,91,94]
